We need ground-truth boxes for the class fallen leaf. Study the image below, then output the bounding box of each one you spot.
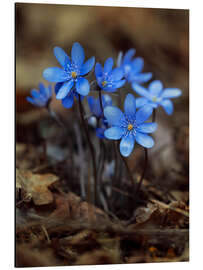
[16,169,59,205]
[133,203,158,223]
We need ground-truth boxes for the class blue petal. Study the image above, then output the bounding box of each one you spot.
[87,97,101,117]
[135,97,148,108]
[102,86,117,92]
[56,80,74,99]
[120,134,135,157]
[80,57,95,75]
[103,79,126,92]
[39,83,51,98]
[112,79,126,89]
[95,62,103,78]
[43,67,68,83]
[123,49,136,65]
[102,94,112,107]
[26,96,44,107]
[104,106,125,126]
[47,85,52,98]
[136,105,153,124]
[31,89,41,99]
[124,93,136,116]
[93,100,102,117]
[76,77,90,96]
[104,58,114,73]
[161,88,182,99]
[160,99,174,115]
[96,128,105,139]
[104,127,124,140]
[61,93,74,108]
[149,80,163,96]
[131,57,144,74]
[71,42,85,67]
[132,83,152,99]
[137,122,157,133]
[54,46,70,68]
[135,132,154,148]
[26,96,37,106]
[55,82,63,95]
[38,83,46,96]
[110,67,124,81]
[131,73,152,83]
[75,93,84,101]
[117,51,123,67]
[87,96,94,114]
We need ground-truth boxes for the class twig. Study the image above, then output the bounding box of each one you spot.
[150,199,189,218]
[111,186,133,198]
[41,225,51,243]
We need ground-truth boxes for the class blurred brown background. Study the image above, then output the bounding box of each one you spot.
[16,3,189,190]
[16,3,189,95]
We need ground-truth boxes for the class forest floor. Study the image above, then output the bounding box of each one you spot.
[16,104,189,267]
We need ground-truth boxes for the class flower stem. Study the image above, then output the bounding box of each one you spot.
[98,89,104,115]
[135,147,148,195]
[78,95,98,205]
[112,141,119,186]
[152,109,156,122]
[98,140,105,187]
[117,144,135,191]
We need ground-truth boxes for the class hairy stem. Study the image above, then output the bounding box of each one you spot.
[78,95,98,205]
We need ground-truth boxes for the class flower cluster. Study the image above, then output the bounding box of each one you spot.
[27,42,182,157]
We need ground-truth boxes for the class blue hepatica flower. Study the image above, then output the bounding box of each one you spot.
[104,94,157,157]
[132,80,182,115]
[95,58,126,92]
[88,94,112,138]
[117,49,152,84]
[26,83,52,107]
[43,43,95,106]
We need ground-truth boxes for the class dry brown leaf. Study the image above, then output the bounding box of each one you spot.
[50,191,108,223]
[133,203,158,223]
[16,169,59,205]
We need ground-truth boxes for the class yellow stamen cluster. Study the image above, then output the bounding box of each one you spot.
[102,81,107,87]
[152,96,157,102]
[71,71,77,79]
[127,124,133,131]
